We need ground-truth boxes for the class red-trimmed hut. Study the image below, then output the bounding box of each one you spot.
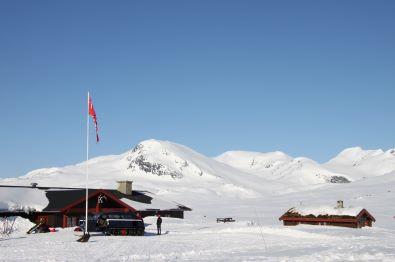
[279,202,375,228]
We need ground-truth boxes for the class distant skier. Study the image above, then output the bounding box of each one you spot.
[156,214,162,235]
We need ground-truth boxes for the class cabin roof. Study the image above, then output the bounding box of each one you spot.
[279,205,376,221]
[0,185,190,213]
[0,186,48,212]
[43,188,151,211]
[289,205,362,217]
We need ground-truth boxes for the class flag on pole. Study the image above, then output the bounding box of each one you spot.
[88,95,99,143]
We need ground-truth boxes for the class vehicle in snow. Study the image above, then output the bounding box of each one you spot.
[216,217,235,223]
[103,218,145,236]
[78,213,145,236]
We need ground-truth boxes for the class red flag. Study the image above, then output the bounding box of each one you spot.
[88,95,99,143]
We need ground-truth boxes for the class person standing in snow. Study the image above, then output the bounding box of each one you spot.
[96,214,106,232]
[156,214,162,235]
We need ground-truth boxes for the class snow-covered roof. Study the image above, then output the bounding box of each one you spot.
[289,205,363,217]
[0,185,185,213]
[120,194,181,211]
[0,187,48,212]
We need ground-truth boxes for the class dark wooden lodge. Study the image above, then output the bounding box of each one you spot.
[0,181,191,228]
[279,202,375,228]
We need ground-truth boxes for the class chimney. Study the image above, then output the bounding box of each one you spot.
[117,181,133,195]
[336,200,344,209]
[31,183,38,188]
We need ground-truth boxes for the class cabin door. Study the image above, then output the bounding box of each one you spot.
[359,216,367,227]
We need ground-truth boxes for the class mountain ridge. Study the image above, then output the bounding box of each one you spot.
[1,139,395,199]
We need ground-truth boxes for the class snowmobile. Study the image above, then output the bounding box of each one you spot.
[103,218,145,236]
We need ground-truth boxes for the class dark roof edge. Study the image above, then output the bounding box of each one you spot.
[0,185,82,190]
[0,184,150,193]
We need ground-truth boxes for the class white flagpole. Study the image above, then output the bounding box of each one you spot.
[85,91,90,235]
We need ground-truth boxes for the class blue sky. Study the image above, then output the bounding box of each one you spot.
[0,1,394,178]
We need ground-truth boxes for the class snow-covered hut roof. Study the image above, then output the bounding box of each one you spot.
[0,187,48,212]
[288,205,363,217]
[120,193,182,211]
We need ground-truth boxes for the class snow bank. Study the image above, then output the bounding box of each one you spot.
[0,217,35,236]
[12,217,35,233]
[14,217,35,233]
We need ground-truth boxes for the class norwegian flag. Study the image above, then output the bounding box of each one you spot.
[88,95,99,143]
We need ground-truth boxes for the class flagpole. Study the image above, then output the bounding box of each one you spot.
[85,91,90,235]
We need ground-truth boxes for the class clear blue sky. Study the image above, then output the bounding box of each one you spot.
[0,1,394,178]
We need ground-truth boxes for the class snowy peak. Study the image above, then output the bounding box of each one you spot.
[215,151,351,185]
[124,139,207,179]
[216,151,292,171]
[324,146,395,180]
[331,147,385,163]
[121,140,269,198]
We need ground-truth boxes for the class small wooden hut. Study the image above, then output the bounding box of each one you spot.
[279,202,375,228]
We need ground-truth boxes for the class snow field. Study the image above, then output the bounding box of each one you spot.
[1,217,395,261]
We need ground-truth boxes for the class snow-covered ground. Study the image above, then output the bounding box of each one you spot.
[1,139,395,261]
[1,211,395,261]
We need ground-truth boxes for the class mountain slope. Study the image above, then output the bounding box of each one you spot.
[215,151,351,185]
[324,147,395,180]
[3,140,395,210]
[1,140,285,206]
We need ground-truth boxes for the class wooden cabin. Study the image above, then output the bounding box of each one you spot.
[0,182,191,228]
[279,202,375,228]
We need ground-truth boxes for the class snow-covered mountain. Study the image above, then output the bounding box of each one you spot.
[215,151,351,185]
[324,147,395,180]
[122,139,277,198]
[1,140,284,208]
[3,140,395,196]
